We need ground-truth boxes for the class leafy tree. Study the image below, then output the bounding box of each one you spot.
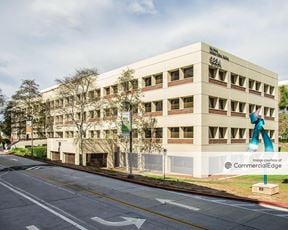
[279,113,288,141]
[0,89,4,108]
[12,80,42,140]
[56,68,100,165]
[279,85,288,110]
[0,100,13,138]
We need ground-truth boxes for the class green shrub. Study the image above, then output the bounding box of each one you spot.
[10,146,47,158]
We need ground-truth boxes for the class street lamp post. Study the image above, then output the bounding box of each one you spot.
[127,102,134,179]
[27,115,34,156]
[163,148,167,180]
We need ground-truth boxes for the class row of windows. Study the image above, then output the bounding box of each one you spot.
[46,64,275,112]
[208,96,275,118]
[209,66,275,97]
[209,127,275,139]
[49,126,276,143]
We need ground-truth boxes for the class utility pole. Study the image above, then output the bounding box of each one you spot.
[128,102,134,179]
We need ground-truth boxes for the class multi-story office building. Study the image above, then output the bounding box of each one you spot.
[11,42,278,172]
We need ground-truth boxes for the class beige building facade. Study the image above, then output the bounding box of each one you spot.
[11,42,279,172]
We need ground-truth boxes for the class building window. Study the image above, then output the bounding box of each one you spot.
[231,73,237,84]
[105,87,110,96]
[112,85,118,94]
[183,66,193,78]
[155,128,163,138]
[218,99,227,110]
[155,101,163,112]
[218,70,226,81]
[255,81,261,91]
[183,127,193,138]
[219,127,227,139]
[239,128,245,139]
[231,128,238,139]
[239,76,246,87]
[169,127,179,138]
[170,70,179,81]
[209,127,217,139]
[249,104,255,113]
[183,97,193,108]
[144,103,152,113]
[95,89,101,98]
[209,97,217,109]
[144,77,152,87]
[170,98,180,110]
[231,101,237,112]
[154,74,163,85]
[269,86,274,95]
[249,79,254,90]
[270,108,275,117]
[144,129,152,138]
[209,67,217,79]
[239,102,245,113]
[89,111,94,119]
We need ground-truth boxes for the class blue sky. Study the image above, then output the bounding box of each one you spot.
[0,0,288,97]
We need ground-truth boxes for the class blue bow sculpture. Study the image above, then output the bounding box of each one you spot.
[249,109,274,184]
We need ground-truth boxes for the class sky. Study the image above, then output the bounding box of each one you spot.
[0,0,288,98]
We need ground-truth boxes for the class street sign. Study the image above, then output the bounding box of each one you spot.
[121,112,131,136]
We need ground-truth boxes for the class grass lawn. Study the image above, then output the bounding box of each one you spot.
[143,172,288,203]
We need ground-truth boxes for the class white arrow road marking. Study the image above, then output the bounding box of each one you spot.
[156,198,200,211]
[26,225,40,230]
[0,181,88,230]
[10,158,18,161]
[91,216,146,229]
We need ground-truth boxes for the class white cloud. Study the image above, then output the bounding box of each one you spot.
[128,0,157,15]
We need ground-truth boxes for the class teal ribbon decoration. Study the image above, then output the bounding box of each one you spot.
[249,110,274,184]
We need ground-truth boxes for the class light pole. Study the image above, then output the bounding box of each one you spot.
[27,115,34,156]
[163,148,167,180]
[127,102,134,179]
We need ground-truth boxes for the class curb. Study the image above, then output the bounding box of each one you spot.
[9,153,288,209]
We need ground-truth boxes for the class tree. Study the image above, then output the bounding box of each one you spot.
[0,89,4,108]
[12,80,42,140]
[56,68,100,166]
[106,69,162,174]
[279,113,288,141]
[0,100,13,138]
[279,85,288,110]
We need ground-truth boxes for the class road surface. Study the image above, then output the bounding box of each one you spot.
[0,153,288,230]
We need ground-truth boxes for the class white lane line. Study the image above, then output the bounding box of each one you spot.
[0,180,88,230]
[231,203,257,207]
[167,191,288,218]
[26,225,40,230]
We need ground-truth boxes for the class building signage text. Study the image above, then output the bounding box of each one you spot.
[209,47,229,61]
[209,56,221,68]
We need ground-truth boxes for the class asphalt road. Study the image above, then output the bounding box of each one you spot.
[0,153,288,230]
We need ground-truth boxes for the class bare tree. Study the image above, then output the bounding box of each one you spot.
[105,69,162,173]
[56,68,100,165]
